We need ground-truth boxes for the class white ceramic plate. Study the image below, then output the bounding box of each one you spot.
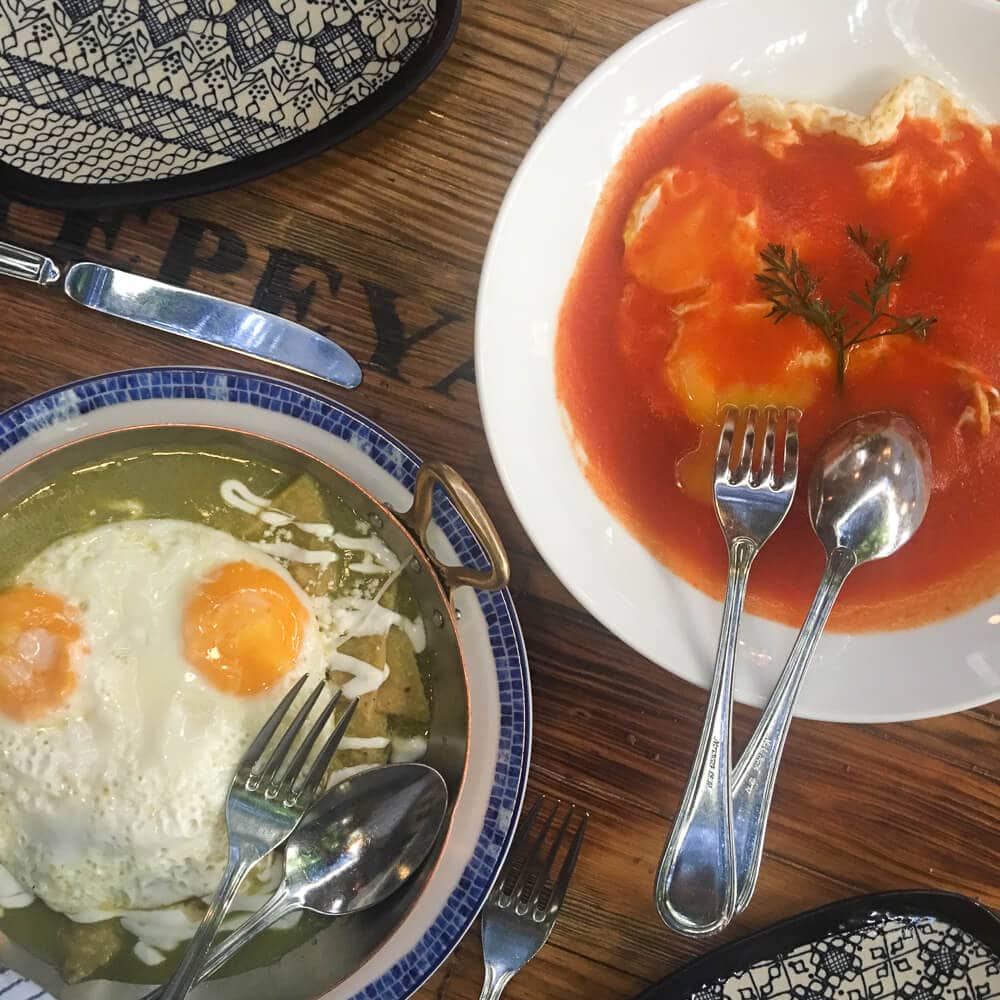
[476,0,1000,723]
[0,368,530,1000]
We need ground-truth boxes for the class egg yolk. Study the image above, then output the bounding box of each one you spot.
[0,586,81,721]
[183,561,308,696]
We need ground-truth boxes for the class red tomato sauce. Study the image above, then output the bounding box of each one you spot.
[555,84,1000,630]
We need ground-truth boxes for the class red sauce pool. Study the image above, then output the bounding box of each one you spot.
[555,84,1000,630]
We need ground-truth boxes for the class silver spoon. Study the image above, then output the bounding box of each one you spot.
[144,763,448,997]
[731,412,930,914]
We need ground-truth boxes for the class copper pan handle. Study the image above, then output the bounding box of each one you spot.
[405,461,510,594]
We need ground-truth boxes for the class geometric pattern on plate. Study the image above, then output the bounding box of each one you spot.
[688,914,1000,1000]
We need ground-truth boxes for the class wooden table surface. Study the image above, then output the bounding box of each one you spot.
[1,2,997,998]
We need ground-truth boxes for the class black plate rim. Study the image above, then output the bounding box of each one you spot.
[0,0,460,211]
[637,890,1000,999]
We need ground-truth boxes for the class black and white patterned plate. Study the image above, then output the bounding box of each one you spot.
[638,891,1000,1000]
[0,0,459,208]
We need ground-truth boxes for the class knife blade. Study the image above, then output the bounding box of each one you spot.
[0,241,362,390]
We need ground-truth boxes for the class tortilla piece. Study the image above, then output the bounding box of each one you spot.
[259,475,343,596]
[337,692,391,768]
[325,584,431,770]
[267,473,327,522]
[376,626,430,723]
[332,634,389,704]
[330,632,391,769]
[330,579,397,680]
[59,919,125,983]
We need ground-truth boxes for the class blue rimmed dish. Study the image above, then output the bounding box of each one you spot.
[0,366,531,1000]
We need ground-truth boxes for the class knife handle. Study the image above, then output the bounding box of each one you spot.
[0,241,61,285]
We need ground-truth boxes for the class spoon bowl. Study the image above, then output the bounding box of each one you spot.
[808,412,931,562]
[288,763,450,917]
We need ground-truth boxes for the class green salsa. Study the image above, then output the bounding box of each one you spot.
[0,436,434,984]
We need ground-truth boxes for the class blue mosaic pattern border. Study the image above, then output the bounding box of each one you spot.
[0,367,532,1000]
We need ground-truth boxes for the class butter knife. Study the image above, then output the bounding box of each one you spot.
[0,241,362,389]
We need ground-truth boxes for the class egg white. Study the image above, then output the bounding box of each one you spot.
[0,518,325,916]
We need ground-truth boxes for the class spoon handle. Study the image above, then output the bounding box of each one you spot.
[141,888,295,1000]
[655,536,756,934]
[731,546,856,913]
[198,887,296,984]
[155,853,254,1000]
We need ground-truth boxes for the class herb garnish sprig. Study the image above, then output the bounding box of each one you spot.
[755,225,936,387]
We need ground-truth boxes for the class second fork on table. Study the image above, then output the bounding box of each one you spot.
[654,405,799,937]
[479,796,588,1000]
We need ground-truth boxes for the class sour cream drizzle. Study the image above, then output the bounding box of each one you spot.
[219,479,270,514]
[252,540,339,566]
[0,863,33,910]
[298,522,335,540]
[324,763,378,789]
[329,564,427,654]
[391,735,429,763]
[338,736,391,750]
[121,907,200,959]
[219,479,400,574]
[134,941,166,966]
[259,510,295,527]
[329,650,389,699]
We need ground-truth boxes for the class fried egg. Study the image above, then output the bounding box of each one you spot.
[623,167,761,297]
[0,518,324,915]
[619,76,1000,500]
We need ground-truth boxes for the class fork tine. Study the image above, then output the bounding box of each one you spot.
[714,406,738,480]
[544,810,588,916]
[783,407,800,485]
[493,796,544,901]
[278,690,342,796]
[239,674,309,773]
[517,795,544,835]
[733,406,758,481]
[757,406,779,486]
[523,804,575,910]
[256,679,325,786]
[293,698,359,803]
[509,798,560,904]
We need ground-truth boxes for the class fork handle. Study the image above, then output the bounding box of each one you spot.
[654,536,756,935]
[195,886,294,984]
[479,964,517,999]
[142,889,295,1000]
[732,546,856,914]
[155,851,256,1000]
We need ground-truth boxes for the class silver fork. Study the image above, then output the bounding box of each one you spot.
[157,675,358,1000]
[479,796,588,999]
[654,405,799,936]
